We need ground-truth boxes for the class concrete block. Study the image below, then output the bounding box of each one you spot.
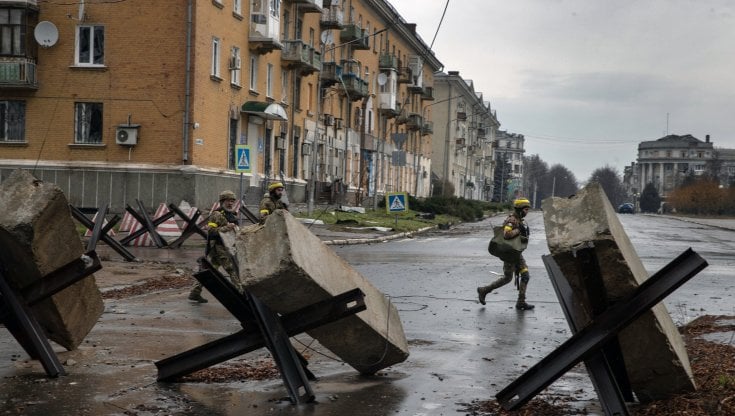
[542,182,695,401]
[0,169,104,350]
[235,210,408,374]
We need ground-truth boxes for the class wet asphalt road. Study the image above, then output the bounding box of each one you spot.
[0,212,733,415]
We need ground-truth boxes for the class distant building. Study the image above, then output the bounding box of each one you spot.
[633,134,735,197]
[492,130,525,202]
[431,70,499,200]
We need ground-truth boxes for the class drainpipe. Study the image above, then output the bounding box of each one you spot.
[182,0,193,163]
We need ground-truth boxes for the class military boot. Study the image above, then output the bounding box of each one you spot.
[188,286,208,303]
[477,286,491,305]
[515,281,534,310]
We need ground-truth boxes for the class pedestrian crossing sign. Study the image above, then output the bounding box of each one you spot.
[386,192,408,213]
[235,145,251,173]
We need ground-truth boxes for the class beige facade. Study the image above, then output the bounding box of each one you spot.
[0,0,443,211]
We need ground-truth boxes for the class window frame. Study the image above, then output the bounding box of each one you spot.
[74,102,104,144]
[212,37,221,78]
[0,100,26,142]
[230,46,241,86]
[0,8,25,56]
[266,63,274,98]
[249,53,258,91]
[75,25,105,66]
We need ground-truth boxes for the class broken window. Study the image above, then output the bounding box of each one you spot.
[75,102,103,144]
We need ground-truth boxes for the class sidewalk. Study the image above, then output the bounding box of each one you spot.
[647,214,735,231]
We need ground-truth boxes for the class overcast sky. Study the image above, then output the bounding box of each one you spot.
[390,0,735,182]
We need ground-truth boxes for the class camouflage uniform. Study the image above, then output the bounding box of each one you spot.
[477,209,534,310]
[189,208,243,299]
[258,194,287,223]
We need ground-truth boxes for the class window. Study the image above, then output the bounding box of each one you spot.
[270,0,280,18]
[307,82,313,112]
[249,54,258,90]
[76,25,105,66]
[0,100,25,142]
[0,8,24,55]
[282,10,290,39]
[234,0,242,15]
[294,76,302,110]
[74,102,103,144]
[281,69,288,102]
[694,164,705,171]
[212,37,221,77]
[266,63,273,97]
[230,46,241,86]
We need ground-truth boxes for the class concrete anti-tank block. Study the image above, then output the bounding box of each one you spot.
[0,169,104,350]
[542,182,695,401]
[235,210,408,374]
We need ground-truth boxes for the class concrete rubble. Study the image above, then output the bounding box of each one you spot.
[234,210,409,374]
[542,182,696,402]
[0,169,104,350]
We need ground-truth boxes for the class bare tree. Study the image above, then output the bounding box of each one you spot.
[588,165,627,207]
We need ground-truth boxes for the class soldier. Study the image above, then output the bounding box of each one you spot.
[477,198,535,310]
[188,190,243,303]
[258,182,288,223]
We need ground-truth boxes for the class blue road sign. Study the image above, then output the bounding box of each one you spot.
[235,145,251,173]
[386,192,408,213]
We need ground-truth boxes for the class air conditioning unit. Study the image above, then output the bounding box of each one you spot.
[116,125,139,145]
[324,114,335,126]
[335,118,344,129]
[230,56,241,70]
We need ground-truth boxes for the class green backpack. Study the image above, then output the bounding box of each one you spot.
[487,225,526,262]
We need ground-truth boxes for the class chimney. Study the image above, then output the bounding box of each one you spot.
[705,134,710,143]
[448,70,460,76]
[405,23,417,34]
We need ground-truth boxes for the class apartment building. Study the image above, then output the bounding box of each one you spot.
[431,70,499,200]
[493,130,524,201]
[0,0,441,211]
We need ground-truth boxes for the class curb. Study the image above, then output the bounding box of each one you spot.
[323,225,436,245]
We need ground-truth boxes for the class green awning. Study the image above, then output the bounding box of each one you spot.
[241,101,288,121]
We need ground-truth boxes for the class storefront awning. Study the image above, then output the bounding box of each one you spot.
[241,101,288,121]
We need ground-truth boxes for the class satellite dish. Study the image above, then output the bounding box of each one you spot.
[34,21,59,48]
[320,30,334,46]
[377,73,388,86]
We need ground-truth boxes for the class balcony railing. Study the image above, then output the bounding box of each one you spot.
[406,113,423,131]
[341,74,368,100]
[397,66,411,84]
[281,40,321,74]
[320,6,344,29]
[340,24,369,49]
[320,61,342,86]
[0,59,38,89]
[379,53,398,70]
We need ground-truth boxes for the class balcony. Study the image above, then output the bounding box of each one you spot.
[379,94,398,118]
[406,113,423,131]
[455,137,466,148]
[320,61,342,86]
[281,40,321,75]
[361,132,377,151]
[320,6,344,29]
[0,58,38,90]
[421,121,434,135]
[290,0,322,13]
[340,24,369,50]
[249,10,283,54]
[397,66,411,84]
[421,86,434,101]
[379,53,398,70]
[341,74,368,100]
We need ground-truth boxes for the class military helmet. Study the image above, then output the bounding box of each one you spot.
[513,198,531,209]
[219,190,236,201]
[268,182,284,192]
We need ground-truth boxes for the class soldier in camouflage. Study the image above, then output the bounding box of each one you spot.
[258,182,288,223]
[188,190,243,303]
[477,198,535,310]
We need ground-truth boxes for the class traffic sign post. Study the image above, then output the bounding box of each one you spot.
[386,192,408,227]
[235,145,252,173]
